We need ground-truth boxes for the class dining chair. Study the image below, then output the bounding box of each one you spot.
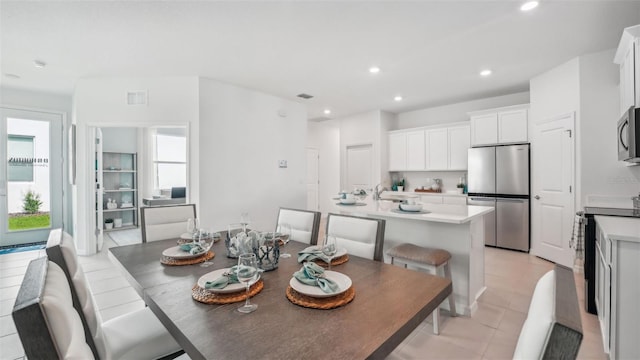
[140,203,197,242]
[45,229,183,359]
[325,213,385,261]
[275,207,321,245]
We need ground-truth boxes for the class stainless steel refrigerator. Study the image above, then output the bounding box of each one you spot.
[467,144,530,252]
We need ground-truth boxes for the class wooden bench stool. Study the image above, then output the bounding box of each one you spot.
[387,243,457,334]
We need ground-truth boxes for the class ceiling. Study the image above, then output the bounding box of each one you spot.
[2,1,640,120]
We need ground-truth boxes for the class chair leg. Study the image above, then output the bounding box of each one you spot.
[444,262,457,317]
[432,307,440,335]
[390,257,394,265]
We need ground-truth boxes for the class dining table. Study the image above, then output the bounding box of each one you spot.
[108,237,452,360]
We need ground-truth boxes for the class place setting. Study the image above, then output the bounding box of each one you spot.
[160,218,216,266]
[287,235,355,309]
[390,199,431,215]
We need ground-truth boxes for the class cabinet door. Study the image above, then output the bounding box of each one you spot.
[635,39,639,109]
[443,196,467,205]
[470,113,498,146]
[421,195,443,204]
[388,133,407,171]
[498,109,528,144]
[426,128,448,170]
[406,130,425,170]
[621,44,635,115]
[448,125,470,170]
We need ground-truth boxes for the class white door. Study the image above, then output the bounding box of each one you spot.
[0,107,64,247]
[306,148,319,211]
[346,144,373,192]
[531,113,575,267]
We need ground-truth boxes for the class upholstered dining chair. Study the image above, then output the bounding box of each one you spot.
[140,203,197,243]
[45,229,183,359]
[275,207,321,245]
[325,213,386,261]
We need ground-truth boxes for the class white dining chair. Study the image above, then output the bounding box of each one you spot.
[275,207,321,245]
[140,203,197,242]
[45,229,183,359]
[325,213,385,261]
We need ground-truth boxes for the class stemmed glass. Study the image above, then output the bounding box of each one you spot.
[240,212,251,232]
[322,235,337,271]
[236,253,259,313]
[277,223,292,258]
[187,218,200,239]
[198,228,215,267]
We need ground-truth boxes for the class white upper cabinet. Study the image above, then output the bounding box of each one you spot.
[426,128,448,170]
[448,125,470,170]
[388,122,470,171]
[615,25,640,116]
[469,104,529,146]
[406,130,426,170]
[388,132,407,171]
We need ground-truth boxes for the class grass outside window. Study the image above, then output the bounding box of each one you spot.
[8,213,51,231]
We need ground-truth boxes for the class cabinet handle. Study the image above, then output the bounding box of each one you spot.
[534,195,540,200]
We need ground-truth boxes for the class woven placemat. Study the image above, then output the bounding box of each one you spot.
[314,254,349,268]
[192,280,264,304]
[285,285,355,309]
[160,251,215,266]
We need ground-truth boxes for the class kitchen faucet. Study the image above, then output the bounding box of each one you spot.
[373,184,387,200]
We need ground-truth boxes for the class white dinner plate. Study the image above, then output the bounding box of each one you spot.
[162,245,206,260]
[197,268,248,294]
[289,271,352,298]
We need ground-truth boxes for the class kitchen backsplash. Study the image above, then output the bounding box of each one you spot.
[391,171,468,193]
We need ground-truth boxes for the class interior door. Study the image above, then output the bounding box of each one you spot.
[531,113,575,267]
[306,147,319,211]
[0,107,63,247]
[345,144,373,192]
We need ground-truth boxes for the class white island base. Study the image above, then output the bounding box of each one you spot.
[333,200,492,316]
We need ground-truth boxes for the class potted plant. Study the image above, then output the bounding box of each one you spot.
[396,179,405,192]
[105,218,114,230]
[456,182,465,194]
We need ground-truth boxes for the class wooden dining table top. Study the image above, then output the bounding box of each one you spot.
[108,238,452,360]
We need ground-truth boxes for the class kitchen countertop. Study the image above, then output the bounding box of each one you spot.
[333,200,493,224]
[594,215,640,243]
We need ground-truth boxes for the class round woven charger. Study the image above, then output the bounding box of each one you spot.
[160,251,215,266]
[286,285,355,310]
[314,254,349,268]
[192,280,264,304]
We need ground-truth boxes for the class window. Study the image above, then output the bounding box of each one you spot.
[154,134,186,189]
[8,135,34,182]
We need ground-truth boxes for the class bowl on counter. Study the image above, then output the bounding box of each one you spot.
[399,203,423,212]
[340,197,357,205]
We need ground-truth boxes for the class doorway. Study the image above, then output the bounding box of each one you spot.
[345,144,373,192]
[0,107,64,247]
[306,147,319,211]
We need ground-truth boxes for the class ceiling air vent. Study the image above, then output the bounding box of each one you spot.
[297,93,314,99]
[127,91,147,105]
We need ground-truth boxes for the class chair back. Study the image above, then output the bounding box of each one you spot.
[325,213,385,261]
[12,257,96,359]
[276,207,321,245]
[140,204,197,242]
[46,229,104,358]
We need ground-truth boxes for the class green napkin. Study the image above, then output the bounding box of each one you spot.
[297,245,326,263]
[179,243,205,255]
[205,266,239,289]
[293,262,339,293]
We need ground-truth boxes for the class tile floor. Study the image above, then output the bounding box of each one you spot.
[0,235,605,360]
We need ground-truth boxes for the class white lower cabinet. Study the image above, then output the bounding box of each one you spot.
[594,217,640,360]
[443,196,467,205]
[420,195,443,204]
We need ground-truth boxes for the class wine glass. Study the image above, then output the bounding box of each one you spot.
[187,218,200,239]
[236,253,259,313]
[277,223,292,258]
[240,212,251,232]
[198,228,215,267]
[322,235,338,271]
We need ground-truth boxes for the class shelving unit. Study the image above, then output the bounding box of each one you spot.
[96,152,138,232]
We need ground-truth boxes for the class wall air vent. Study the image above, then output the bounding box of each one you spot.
[297,93,314,99]
[126,91,147,105]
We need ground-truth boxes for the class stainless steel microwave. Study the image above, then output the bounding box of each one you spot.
[618,107,640,163]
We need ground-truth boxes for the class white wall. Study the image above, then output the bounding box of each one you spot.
[198,78,307,232]
[73,77,200,254]
[308,120,340,214]
[579,49,640,205]
[397,92,530,129]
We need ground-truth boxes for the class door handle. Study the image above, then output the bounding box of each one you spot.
[534,195,540,200]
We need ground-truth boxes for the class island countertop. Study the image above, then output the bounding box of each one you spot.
[332,200,494,224]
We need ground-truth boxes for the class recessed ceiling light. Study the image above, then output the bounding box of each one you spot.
[33,60,47,68]
[480,69,492,77]
[369,66,381,74]
[394,95,403,102]
[324,109,331,115]
[4,73,21,79]
[520,1,539,11]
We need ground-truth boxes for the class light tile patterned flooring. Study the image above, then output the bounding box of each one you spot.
[0,236,605,360]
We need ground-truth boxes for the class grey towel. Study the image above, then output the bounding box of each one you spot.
[570,211,585,261]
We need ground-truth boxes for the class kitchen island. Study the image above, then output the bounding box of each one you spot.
[332,198,493,315]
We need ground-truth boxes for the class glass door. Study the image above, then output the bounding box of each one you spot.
[0,107,63,247]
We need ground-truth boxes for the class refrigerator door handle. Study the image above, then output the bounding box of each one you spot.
[497,198,526,202]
